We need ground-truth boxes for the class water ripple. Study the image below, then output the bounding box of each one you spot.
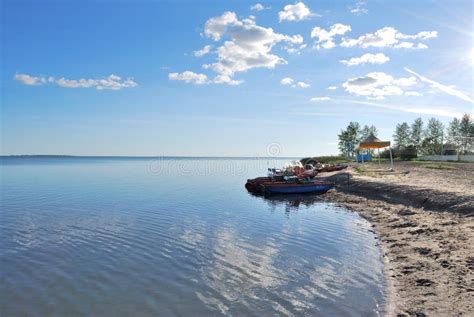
[1,158,385,316]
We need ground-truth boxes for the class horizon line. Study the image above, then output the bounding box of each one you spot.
[0,154,310,159]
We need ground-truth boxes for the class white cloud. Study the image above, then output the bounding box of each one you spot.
[342,99,463,118]
[280,77,309,88]
[173,11,304,85]
[311,96,331,101]
[280,77,294,85]
[204,11,240,41]
[169,71,209,85]
[14,73,138,90]
[350,1,368,15]
[340,27,437,49]
[284,43,307,54]
[404,67,474,103]
[250,3,267,11]
[194,45,212,57]
[213,75,243,85]
[340,53,390,66]
[327,86,337,90]
[201,12,303,84]
[296,81,310,88]
[405,91,423,97]
[14,73,47,85]
[342,72,418,99]
[311,23,351,49]
[278,2,314,22]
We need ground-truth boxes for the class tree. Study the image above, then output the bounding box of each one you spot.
[446,117,462,156]
[360,125,378,140]
[459,114,473,154]
[338,122,361,158]
[393,122,411,149]
[410,118,423,151]
[421,118,444,154]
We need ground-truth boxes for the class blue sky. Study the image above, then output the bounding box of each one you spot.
[1,0,473,156]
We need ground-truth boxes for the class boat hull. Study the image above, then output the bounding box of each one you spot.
[261,183,334,195]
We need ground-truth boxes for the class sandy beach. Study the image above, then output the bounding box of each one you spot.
[323,161,474,316]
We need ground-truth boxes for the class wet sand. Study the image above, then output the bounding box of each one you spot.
[322,161,474,316]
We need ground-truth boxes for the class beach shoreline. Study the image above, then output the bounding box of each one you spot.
[322,162,474,316]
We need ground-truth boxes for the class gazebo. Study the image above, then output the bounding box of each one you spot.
[357,134,393,168]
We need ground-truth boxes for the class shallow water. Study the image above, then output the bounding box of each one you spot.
[0,157,385,316]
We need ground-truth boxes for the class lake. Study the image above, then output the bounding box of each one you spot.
[0,157,385,316]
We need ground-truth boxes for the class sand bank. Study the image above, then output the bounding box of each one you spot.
[322,161,473,316]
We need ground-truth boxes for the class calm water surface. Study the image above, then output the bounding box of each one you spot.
[0,157,385,316]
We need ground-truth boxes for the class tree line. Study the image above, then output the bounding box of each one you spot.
[338,114,473,158]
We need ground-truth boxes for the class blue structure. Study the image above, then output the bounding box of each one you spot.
[356,154,372,162]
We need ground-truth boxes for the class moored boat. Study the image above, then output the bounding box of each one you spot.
[259,181,334,195]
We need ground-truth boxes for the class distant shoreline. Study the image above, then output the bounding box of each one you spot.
[0,155,302,160]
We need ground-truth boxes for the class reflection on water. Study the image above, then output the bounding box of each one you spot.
[0,157,384,316]
[248,192,327,212]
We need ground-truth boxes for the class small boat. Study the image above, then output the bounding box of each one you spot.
[259,180,334,195]
[245,161,332,195]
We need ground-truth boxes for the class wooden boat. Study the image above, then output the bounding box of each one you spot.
[259,180,334,195]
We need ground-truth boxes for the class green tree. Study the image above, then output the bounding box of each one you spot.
[459,114,473,154]
[360,125,378,140]
[421,118,444,154]
[446,117,462,157]
[410,118,423,151]
[393,122,411,149]
[338,122,361,158]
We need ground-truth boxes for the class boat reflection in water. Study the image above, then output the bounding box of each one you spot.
[247,191,328,212]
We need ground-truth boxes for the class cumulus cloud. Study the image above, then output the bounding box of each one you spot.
[172,11,304,85]
[169,71,209,85]
[194,45,212,57]
[340,27,437,49]
[250,3,267,11]
[213,75,243,85]
[296,81,310,88]
[405,67,474,103]
[349,1,368,15]
[14,73,138,90]
[327,86,337,90]
[204,11,240,41]
[278,2,314,22]
[13,73,48,85]
[342,72,418,99]
[311,96,331,101]
[280,77,294,85]
[280,77,309,88]
[201,12,303,84]
[311,23,351,49]
[340,53,390,66]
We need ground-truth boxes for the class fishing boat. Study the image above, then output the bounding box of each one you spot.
[245,176,283,192]
[259,180,334,195]
[246,160,332,195]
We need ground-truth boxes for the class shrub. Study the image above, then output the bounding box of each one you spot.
[379,149,399,159]
[400,146,418,160]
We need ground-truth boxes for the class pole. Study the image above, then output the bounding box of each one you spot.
[389,147,393,170]
[378,148,381,166]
